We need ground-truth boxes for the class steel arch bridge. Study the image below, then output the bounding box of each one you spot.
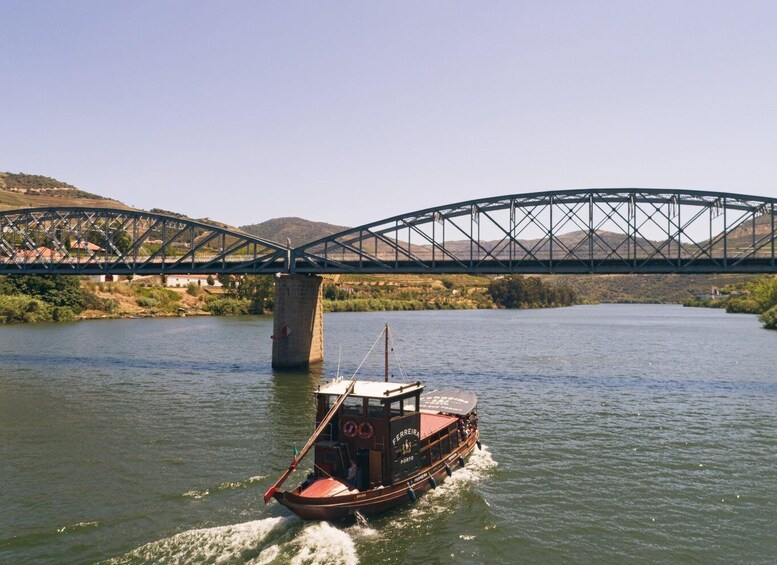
[0,207,287,275]
[291,188,777,274]
[1,189,777,276]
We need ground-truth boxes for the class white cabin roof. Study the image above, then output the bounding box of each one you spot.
[317,379,423,399]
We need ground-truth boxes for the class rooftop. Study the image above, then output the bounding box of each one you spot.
[317,379,423,399]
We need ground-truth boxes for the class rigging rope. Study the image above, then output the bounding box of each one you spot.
[350,328,385,378]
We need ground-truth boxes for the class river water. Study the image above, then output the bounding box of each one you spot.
[1,305,776,564]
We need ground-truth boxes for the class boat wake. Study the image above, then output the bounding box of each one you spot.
[407,444,497,518]
[56,520,101,534]
[104,450,495,564]
[180,475,268,499]
[102,516,358,565]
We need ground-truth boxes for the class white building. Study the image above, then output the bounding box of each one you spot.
[165,274,222,288]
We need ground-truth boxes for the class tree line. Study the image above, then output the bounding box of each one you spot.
[487,275,577,309]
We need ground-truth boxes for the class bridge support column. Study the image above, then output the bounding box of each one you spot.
[272,274,324,370]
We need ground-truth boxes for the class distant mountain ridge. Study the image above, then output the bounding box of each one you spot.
[240,217,349,246]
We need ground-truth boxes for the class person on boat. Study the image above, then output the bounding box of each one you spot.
[346,460,358,487]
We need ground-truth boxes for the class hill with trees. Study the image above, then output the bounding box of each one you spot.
[0,172,128,211]
[240,217,349,246]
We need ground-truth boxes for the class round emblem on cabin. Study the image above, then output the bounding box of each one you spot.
[342,420,359,438]
[358,421,374,440]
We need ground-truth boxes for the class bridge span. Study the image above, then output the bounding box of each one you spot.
[3,188,777,367]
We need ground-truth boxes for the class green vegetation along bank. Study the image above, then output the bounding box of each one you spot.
[3,271,774,328]
[683,275,777,330]
[0,274,277,324]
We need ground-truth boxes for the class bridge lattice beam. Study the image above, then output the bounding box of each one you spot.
[0,207,287,276]
[2,189,777,276]
[291,188,777,274]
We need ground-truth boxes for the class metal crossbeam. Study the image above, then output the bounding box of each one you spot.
[291,189,777,274]
[0,207,286,275]
[2,189,777,276]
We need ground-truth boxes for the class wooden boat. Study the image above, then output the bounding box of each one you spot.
[264,325,481,521]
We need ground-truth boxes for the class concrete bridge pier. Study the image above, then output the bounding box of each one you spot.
[271,274,324,369]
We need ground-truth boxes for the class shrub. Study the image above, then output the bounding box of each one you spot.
[0,295,52,323]
[82,289,105,310]
[135,287,181,311]
[186,282,201,297]
[725,298,760,314]
[136,297,158,308]
[52,307,77,322]
[760,305,777,330]
[1,274,85,313]
[206,297,250,315]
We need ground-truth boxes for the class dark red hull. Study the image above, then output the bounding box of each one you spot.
[274,430,480,520]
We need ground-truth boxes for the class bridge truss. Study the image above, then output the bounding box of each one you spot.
[0,207,286,275]
[2,189,777,276]
[292,189,777,274]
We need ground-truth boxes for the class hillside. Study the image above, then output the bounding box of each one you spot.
[542,273,754,304]
[240,217,348,245]
[0,172,128,211]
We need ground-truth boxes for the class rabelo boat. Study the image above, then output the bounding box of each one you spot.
[263,325,481,520]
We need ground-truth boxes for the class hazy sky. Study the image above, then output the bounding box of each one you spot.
[2,1,776,227]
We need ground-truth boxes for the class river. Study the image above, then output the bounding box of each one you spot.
[1,305,776,564]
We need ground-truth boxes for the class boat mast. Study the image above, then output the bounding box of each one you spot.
[384,323,389,382]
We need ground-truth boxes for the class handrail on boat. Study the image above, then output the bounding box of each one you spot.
[383,381,422,396]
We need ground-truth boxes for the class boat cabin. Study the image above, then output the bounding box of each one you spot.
[312,379,473,490]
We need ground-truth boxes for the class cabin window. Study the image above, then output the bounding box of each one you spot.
[389,400,402,418]
[342,397,363,416]
[440,435,451,455]
[431,442,441,462]
[402,396,418,413]
[367,399,384,418]
[420,448,431,468]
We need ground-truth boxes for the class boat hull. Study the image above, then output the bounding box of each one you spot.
[274,430,480,521]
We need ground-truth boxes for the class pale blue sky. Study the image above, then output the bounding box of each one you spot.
[1,1,776,227]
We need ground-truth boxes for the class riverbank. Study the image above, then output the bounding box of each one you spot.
[682,274,777,329]
[2,272,768,324]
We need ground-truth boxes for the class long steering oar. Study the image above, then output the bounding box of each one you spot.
[263,379,356,503]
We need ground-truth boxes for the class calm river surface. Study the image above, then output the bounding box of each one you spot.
[2,305,776,564]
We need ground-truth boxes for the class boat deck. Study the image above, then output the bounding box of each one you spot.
[298,477,358,498]
[420,412,458,440]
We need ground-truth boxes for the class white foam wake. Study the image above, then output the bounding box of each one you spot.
[57,520,100,533]
[245,521,359,564]
[104,516,296,564]
[286,522,358,565]
[104,517,361,564]
[406,444,497,517]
